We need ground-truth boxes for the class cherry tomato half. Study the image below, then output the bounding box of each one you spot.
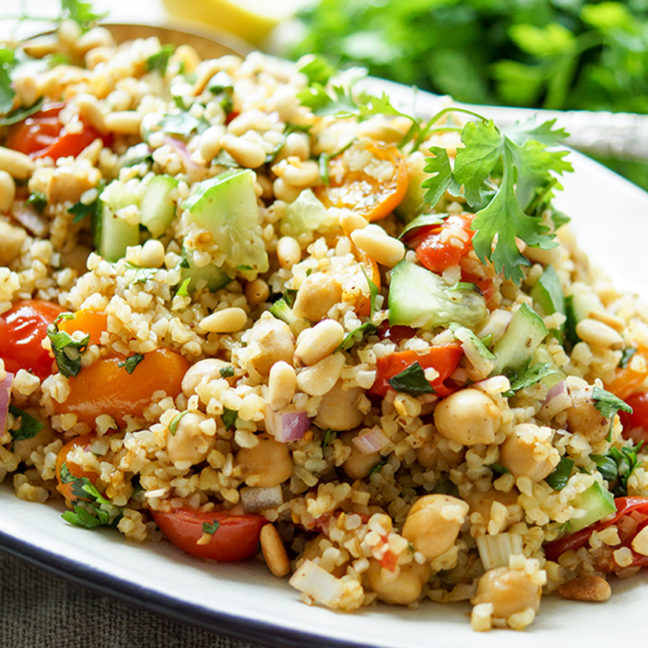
[0,300,64,380]
[153,508,267,562]
[5,103,108,160]
[316,141,408,222]
[619,391,648,443]
[55,434,100,504]
[413,213,475,274]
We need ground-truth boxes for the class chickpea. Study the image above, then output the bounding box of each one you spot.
[292,273,342,322]
[182,358,231,396]
[365,559,431,605]
[246,312,295,376]
[12,412,54,464]
[340,430,380,480]
[402,494,468,560]
[0,220,27,266]
[566,381,609,442]
[167,412,214,465]
[434,388,501,446]
[236,436,293,488]
[466,488,520,523]
[314,381,364,431]
[500,423,560,482]
[472,566,541,618]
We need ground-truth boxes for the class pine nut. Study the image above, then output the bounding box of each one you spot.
[272,177,301,202]
[339,210,368,234]
[76,93,107,133]
[272,158,319,187]
[631,525,648,556]
[0,171,16,212]
[140,240,165,268]
[282,132,309,160]
[589,309,625,332]
[269,361,297,410]
[295,319,344,366]
[296,352,345,396]
[575,318,624,349]
[276,236,301,268]
[0,147,34,180]
[192,60,223,96]
[245,278,270,305]
[221,134,265,169]
[227,110,273,136]
[76,27,114,54]
[199,125,224,163]
[21,35,59,58]
[199,307,248,334]
[557,575,611,602]
[351,224,405,267]
[260,524,290,577]
[104,111,141,136]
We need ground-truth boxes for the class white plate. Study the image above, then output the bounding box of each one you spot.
[2,83,648,647]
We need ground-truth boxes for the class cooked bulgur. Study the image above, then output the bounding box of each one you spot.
[1,20,648,633]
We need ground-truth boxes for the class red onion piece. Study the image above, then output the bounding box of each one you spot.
[0,372,14,434]
[544,380,566,404]
[266,409,310,442]
[352,426,389,455]
[163,136,199,172]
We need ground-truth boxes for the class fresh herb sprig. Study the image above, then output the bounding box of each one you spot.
[46,314,89,378]
[591,443,644,497]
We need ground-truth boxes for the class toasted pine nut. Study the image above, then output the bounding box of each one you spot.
[557,575,611,602]
[192,60,223,96]
[76,93,107,132]
[339,210,368,234]
[245,278,270,305]
[575,318,624,350]
[0,171,16,212]
[76,27,114,54]
[282,132,309,160]
[272,177,301,202]
[21,35,59,58]
[272,158,319,187]
[276,236,301,268]
[269,361,297,410]
[227,110,273,136]
[221,134,265,169]
[0,147,34,180]
[589,309,625,332]
[260,524,290,578]
[140,240,165,268]
[199,125,224,163]
[295,319,344,366]
[631,525,648,556]
[199,307,248,334]
[350,224,405,267]
[296,352,345,396]
[104,111,141,136]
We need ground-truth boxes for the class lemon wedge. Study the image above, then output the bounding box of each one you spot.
[161,0,305,46]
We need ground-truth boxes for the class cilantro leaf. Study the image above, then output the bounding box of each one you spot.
[299,56,336,85]
[117,353,144,374]
[219,365,235,378]
[321,428,333,449]
[421,147,453,208]
[169,410,188,435]
[60,0,107,31]
[202,520,221,535]
[504,362,559,396]
[159,112,208,140]
[489,463,510,475]
[146,45,175,75]
[26,191,47,213]
[398,212,447,242]
[68,186,103,224]
[0,98,44,126]
[0,48,17,114]
[388,361,434,396]
[368,459,387,476]
[592,386,633,419]
[360,266,379,318]
[46,319,90,378]
[619,347,637,369]
[591,442,644,497]
[176,277,191,297]
[545,457,574,490]
[8,404,43,442]
[222,408,237,430]
[339,322,378,351]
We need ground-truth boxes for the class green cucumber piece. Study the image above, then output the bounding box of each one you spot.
[395,151,429,221]
[184,169,268,274]
[569,481,616,533]
[140,174,178,237]
[531,265,565,317]
[181,261,229,293]
[94,203,139,262]
[388,260,487,330]
[570,291,603,323]
[492,303,548,375]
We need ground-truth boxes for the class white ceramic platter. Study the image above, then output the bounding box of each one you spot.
[1,81,647,647]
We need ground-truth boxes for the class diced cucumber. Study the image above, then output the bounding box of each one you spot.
[279,189,336,236]
[569,290,603,323]
[531,265,565,318]
[183,169,269,275]
[388,260,487,330]
[180,260,230,293]
[492,303,548,374]
[94,203,139,262]
[569,481,615,533]
[269,299,309,334]
[140,174,178,237]
[532,346,565,387]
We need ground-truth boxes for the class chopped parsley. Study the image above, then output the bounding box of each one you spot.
[545,457,574,490]
[159,111,208,140]
[117,353,144,374]
[219,365,235,378]
[169,410,189,435]
[145,45,175,75]
[202,520,221,535]
[26,190,47,213]
[591,443,643,497]
[68,187,103,224]
[592,386,633,419]
[368,459,387,476]
[176,277,191,297]
[398,212,447,242]
[339,322,378,351]
[222,408,237,430]
[360,266,379,318]
[46,316,90,378]
[321,428,333,449]
[8,405,43,442]
[619,347,637,369]
[388,361,434,396]
[504,362,559,397]
[488,463,510,476]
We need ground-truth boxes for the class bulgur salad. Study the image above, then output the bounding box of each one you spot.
[1,19,648,634]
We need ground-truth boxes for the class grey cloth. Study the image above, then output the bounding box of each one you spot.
[0,551,266,648]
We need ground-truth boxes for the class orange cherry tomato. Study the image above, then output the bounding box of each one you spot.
[461,270,496,310]
[316,141,408,222]
[5,103,109,160]
[0,300,65,380]
[58,309,108,346]
[413,213,475,274]
[370,344,463,398]
[346,249,381,317]
[607,347,648,401]
[54,348,189,426]
[152,508,267,562]
[55,434,99,504]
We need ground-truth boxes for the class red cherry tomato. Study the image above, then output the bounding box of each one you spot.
[5,103,109,160]
[413,213,475,274]
[619,391,648,443]
[0,300,64,380]
[370,344,463,398]
[152,508,267,562]
[55,434,100,504]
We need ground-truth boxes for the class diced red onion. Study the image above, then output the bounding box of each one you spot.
[163,136,199,172]
[0,372,13,435]
[12,205,48,237]
[352,426,389,455]
[266,409,310,442]
[240,486,283,513]
[544,380,566,404]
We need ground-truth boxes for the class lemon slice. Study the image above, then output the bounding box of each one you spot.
[162,0,305,46]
